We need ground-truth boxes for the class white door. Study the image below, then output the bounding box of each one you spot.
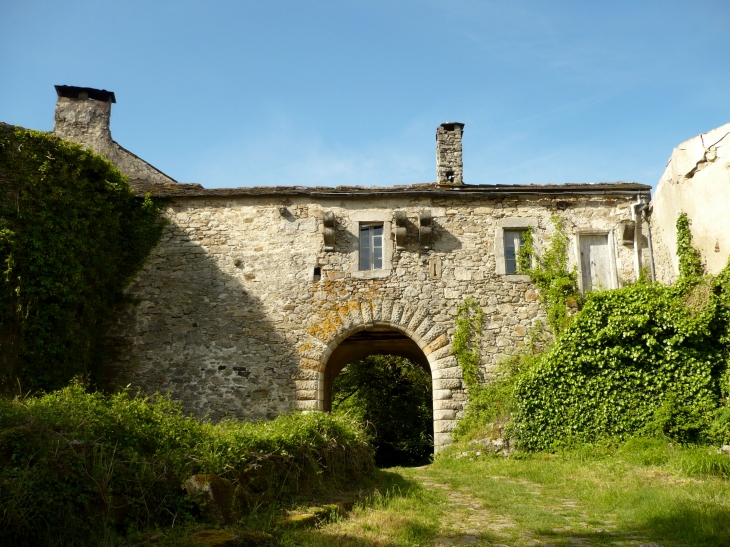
[580,234,611,292]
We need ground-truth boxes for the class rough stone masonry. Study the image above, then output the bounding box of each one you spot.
[49,87,651,451]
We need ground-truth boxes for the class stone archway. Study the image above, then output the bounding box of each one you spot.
[295,299,464,451]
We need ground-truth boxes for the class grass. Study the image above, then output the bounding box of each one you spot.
[4,383,730,545]
[0,384,373,546]
[285,438,730,547]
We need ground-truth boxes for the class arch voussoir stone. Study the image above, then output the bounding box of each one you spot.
[389,302,405,325]
[360,301,373,327]
[381,299,394,321]
[371,299,383,323]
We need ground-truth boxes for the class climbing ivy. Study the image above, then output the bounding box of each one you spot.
[452,298,484,391]
[518,216,581,334]
[0,124,166,391]
[452,211,730,450]
[512,215,730,449]
[517,225,534,274]
[677,212,703,280]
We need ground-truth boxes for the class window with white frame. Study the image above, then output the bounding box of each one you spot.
[359,224,384,270]
[503,229,528,274]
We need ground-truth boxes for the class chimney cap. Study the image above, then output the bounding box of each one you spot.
[438,122,464,131]
[55,85,116,103]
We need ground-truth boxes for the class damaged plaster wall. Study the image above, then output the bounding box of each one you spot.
[652,122,730,282]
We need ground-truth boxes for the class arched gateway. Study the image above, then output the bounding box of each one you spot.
[295,300,464,452]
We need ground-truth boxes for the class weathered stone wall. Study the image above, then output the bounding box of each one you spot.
[652,122,730,283]
[107,191,644,449]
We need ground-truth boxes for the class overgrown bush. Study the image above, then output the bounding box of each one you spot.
[512,242,730,450]
[0,124,166,391]
[0,383,374,546]
[332,355,433,467]
[453,212,730,451]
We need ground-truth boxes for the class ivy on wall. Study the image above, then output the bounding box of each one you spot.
[452,211,730,450]
[518,216,581,335]
[452,298,484,391]
[676,212,703,280]
[512,216,730,449]
[0,124,166,391]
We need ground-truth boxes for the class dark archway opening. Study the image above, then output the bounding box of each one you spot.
[326,328,433,467]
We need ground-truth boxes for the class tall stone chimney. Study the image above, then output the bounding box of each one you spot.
[436,122,465,185]
[52,85,176,185]
[53,85,116,151]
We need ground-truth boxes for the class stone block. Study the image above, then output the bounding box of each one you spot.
[433,419,457,433]
[432,366,462,380]
[433,389,453,400]
[433,378,462,390]
[295,389,317,401]
[433,409,456,420]
[293,400,319,411]
[294,380,317,391]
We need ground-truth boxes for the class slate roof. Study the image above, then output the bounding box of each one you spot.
[130,180,651,199]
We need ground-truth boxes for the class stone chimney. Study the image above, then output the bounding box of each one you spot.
[53,85,116,150]
[436,122,465,185]
[52,85,177,185]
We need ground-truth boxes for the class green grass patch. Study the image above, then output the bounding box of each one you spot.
[0,383,374,546]
[282,439,730,546]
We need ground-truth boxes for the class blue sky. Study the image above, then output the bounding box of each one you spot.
[2,1,729,189]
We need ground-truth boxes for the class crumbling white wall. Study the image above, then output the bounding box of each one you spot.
[652,122,730,283]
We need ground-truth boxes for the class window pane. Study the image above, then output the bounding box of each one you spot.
[360,226,370,270]
[505,258,517,275]
[373,246,382,269]
[373,226,383,236]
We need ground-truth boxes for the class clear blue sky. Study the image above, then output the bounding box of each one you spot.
[2,0,729,189]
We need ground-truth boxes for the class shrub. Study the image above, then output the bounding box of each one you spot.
[0,124,165,391]
[0,384,374,546]
[512,272,730,450]
[332,355,433,467]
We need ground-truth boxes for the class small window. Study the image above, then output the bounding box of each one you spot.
[503,229,527,275]
[359,224,383,270]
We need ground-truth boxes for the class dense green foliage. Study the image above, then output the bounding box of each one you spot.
[0,384,373,546]
[451,298,484,391]
[512,274,730,449]
[511,213,730,449]
[519,216,581,334]
[332,355,433,467]
[677,212,704,279]
[454,212,730,451]
[0,125,166,390]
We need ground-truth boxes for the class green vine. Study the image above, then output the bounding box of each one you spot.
[517,226,533,273]
[518,216,581,334]
[452,298,484,391]
[0,124,166,391]
[676,212,703,280]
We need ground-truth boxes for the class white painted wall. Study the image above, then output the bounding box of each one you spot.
[652,122,730,283]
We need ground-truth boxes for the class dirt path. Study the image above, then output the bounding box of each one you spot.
[412,470,659,547]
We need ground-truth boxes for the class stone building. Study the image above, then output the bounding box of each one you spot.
[651,122,730,283]
[49,86,651,451]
